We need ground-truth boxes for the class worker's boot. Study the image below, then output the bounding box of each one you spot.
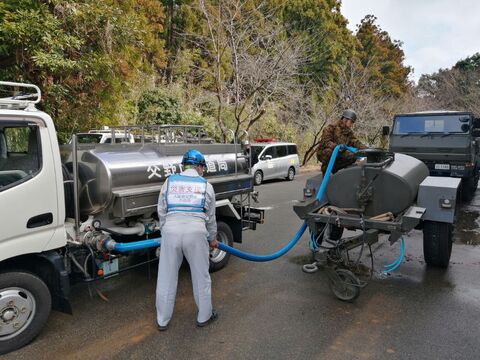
[196,309,218,328]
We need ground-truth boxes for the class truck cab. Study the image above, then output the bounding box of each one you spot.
[389,111,480,200]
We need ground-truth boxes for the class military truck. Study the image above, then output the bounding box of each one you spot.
[388,111,480,200]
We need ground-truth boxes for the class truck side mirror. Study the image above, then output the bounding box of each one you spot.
[264,155,273,160]
[382,126,390,136]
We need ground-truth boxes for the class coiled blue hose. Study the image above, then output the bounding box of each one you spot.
[217,144,358,261]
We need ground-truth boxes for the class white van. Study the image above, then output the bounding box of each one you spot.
[250,142,300,185]
[75,129,135,144]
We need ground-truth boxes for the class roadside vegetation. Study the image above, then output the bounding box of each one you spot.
[1,1,479,162]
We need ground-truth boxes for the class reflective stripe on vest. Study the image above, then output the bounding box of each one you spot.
[166,174,207,213]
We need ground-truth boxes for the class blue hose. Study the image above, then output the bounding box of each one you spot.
[102,144,359,261]
[383,238,405,273]
[105,238,161,252]
[217,144,358,261]
[217,222,308,262]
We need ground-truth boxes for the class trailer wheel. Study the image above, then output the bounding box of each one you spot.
[329,269,360,302]
[0,271,51,355]
[254,171,263,186]
[209,221,233,272]
[423,221,453,268]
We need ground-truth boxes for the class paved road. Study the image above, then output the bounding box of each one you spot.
[6,173,480,360]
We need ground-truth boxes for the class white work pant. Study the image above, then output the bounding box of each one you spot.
[156,216,212,326]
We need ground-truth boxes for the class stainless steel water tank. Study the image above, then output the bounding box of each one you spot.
[61,143,251,217]
[325,153,429,216]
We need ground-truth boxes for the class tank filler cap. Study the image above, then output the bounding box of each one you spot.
[357,148,394,164]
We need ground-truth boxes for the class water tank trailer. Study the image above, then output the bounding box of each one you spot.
[294,149,461,301]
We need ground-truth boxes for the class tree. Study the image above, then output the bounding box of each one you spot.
[137,88,182,125]
[280,0,356,86]
[0,0,166,141]
[418,53,480,114]
[355,15,411,97]
[176,0,310,139]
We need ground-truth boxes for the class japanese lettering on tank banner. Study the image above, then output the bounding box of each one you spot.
[146,159,229,179]
[205,159,228,173]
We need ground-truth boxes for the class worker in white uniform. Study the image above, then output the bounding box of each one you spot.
[156,149,218,331]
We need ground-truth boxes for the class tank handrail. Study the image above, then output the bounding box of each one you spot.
[107,124,204,131]
[240,129,251,173]
[84,124,210,145]
[224,129,238,176]
[361,157,394,169]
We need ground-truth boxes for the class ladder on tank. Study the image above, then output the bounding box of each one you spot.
[105,124,214,145]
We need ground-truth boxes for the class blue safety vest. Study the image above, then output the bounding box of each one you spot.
[166,174,207,213]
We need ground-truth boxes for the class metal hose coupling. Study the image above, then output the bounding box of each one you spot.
[80,230,112,251]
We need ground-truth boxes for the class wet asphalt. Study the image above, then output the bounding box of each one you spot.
[5,172,480,360]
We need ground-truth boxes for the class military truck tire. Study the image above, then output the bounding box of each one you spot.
[254,171,263,186]
[423,221,453,268]
[286,167,295,181]
[461,177,477,201]
[209,221,233,272]
[0,271,52,355]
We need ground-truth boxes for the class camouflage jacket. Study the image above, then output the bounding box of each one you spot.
[316,119,366,173]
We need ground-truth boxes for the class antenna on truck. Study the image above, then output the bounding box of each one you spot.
[0,81,42,110]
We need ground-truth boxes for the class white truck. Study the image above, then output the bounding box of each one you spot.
[0,82,263,354]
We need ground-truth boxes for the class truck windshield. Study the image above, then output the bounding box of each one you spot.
[250,145,265,165]
[393,115,470,135]
[77,134,103,143]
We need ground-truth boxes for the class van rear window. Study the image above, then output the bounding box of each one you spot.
[287,145,297,155]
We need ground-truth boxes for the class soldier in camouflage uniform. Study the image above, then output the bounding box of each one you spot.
[316,109,366,174]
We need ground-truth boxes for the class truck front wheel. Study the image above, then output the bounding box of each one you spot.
[209,221,233,272]
[0,271,51,355]
[423,221,453,268]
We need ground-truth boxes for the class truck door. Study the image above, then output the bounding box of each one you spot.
[0,119,60,261]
